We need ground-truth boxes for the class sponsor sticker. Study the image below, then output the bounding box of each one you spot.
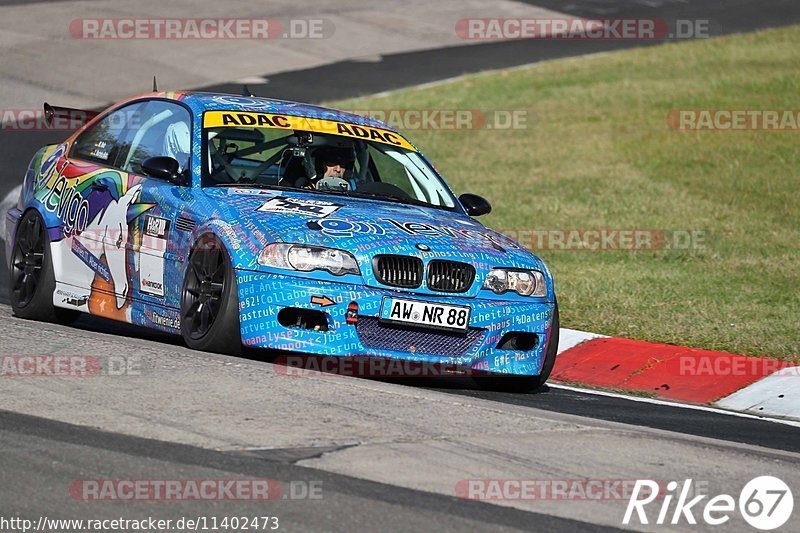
[143,215,170,239]
[203,111,416,150]
[150,310,181,330]
[228,188,271,195]
[140,215,169,297]
[258,196,342,218]
[56,288,90,308]
[139,277,165,297]
[71,238,111,281]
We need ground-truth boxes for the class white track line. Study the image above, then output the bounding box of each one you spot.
[549,383,800,428]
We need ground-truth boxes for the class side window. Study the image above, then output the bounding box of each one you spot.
[70,103,146,167]
[118,100,192,178]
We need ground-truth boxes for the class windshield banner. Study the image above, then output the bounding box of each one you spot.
[203,111,416,151]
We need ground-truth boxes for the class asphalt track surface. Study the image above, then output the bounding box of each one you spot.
[2,309,799,532]
[5,307,800,453]
[438,386,800,453]
[2,1,800,531]
[201,0,800,103]
[1,410,611,533]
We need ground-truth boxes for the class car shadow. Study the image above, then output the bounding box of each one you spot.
[0,246,9,306]
[262,352,553,395]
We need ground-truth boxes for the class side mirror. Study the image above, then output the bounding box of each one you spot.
[141,156,186,185]
[459,193,492,217]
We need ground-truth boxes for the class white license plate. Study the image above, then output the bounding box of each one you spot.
[379,298,471,332]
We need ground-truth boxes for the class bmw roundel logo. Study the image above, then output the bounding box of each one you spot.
[415,243,431,251]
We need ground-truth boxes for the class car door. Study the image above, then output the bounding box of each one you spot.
[51,102,148,314]
[113,99,193,312]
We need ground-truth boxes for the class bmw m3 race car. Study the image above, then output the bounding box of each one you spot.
[5,91,559,391]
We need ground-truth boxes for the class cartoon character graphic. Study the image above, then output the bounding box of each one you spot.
[50,173,153,318]
[88,183,143,309]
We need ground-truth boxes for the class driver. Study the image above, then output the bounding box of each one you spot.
[306,146,354,190]
[320,156,347,180]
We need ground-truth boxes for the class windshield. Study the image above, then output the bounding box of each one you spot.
[202,118,457,210]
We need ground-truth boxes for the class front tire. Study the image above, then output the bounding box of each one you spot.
[473,299,560,393]
[180,235,241,355]
[10,210,80,324]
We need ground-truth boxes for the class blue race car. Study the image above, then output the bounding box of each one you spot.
[5,91,558,391]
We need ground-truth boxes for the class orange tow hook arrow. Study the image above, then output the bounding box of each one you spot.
[310,295,335,307]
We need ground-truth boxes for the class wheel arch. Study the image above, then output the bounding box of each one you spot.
[13,205,51,246]
[191,218,259,271]
[180,227,243,355]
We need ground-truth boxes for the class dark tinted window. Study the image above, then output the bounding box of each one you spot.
[71,100,192,180]
[71,102,146,167]
[118,100,192,177]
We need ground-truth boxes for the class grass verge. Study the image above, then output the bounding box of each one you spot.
[330,26,800,359]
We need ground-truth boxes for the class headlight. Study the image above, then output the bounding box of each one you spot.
[258,243,360,276]
[483,269,546,297]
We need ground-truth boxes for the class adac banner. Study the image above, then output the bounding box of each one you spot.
[203,111,416,151]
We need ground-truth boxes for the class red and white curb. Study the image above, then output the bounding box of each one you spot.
[556,328,607,353]
[553,328,800,423]
[716,366,800,420]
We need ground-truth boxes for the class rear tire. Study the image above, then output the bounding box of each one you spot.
[9,210,80,325]
[473,299,560,393]
[180,235,241,356]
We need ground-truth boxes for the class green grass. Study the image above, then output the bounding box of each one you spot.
[328,26,800,360]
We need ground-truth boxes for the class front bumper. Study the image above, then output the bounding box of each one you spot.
[237,270,555,376]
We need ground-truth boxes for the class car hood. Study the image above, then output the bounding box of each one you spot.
[202,187,546,296]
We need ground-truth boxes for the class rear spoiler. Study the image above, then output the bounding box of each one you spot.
[43,102,98,128]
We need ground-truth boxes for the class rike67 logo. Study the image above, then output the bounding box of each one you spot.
[624,477,793,530]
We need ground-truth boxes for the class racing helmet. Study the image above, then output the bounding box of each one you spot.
[313,146,355,179]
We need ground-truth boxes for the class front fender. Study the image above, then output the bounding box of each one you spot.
[192,218,278,271]
[5,144,65,269]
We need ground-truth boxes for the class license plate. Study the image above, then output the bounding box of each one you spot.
[379,298,471,332]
